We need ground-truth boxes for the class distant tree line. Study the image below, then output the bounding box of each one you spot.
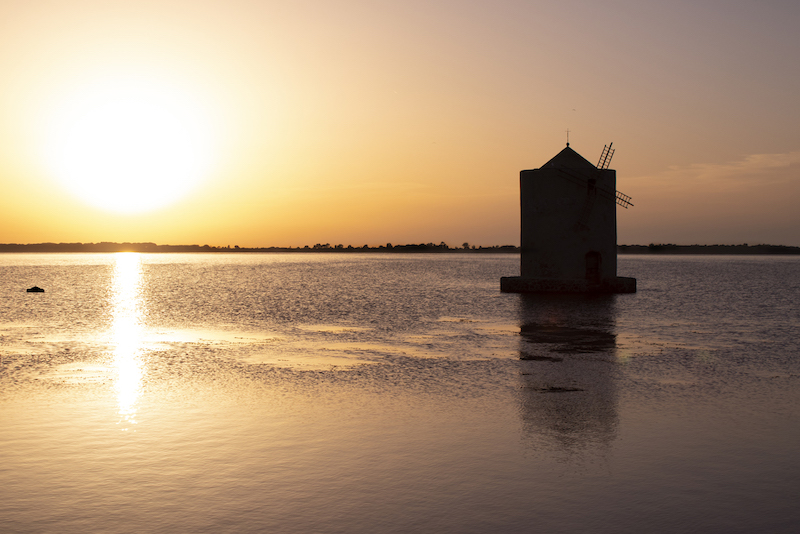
[0,242,797,254]
[0,242,520,253]
[617,244,800,255]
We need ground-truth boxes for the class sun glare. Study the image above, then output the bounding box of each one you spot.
[111,252,144,429]
[43,76,218,213]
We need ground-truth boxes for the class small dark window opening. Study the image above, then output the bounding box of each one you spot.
[585,251,601,283]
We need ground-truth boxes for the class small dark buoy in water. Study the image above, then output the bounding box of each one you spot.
[26,286,44,293]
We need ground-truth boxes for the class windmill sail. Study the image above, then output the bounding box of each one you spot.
[597,143,615,169]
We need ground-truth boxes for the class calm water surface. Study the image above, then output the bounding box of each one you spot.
[1,253,798,533]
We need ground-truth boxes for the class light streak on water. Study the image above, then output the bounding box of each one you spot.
[111,252,144,430]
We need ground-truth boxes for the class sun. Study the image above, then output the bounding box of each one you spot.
[43,76,218,213]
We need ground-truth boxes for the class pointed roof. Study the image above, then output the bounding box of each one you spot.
[540,145,598,174]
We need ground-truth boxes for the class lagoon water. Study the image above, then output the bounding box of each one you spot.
[1,253,799,533]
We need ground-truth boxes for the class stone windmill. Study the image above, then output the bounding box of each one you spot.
[501,143,636,293]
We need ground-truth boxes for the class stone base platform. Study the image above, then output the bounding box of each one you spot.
[500,276,636,294]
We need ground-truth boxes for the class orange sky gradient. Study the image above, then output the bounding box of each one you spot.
[1,0,798,247]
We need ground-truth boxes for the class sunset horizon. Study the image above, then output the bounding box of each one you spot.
[3,240,800,252]
[1,1,798,248]
[2,4,799,531]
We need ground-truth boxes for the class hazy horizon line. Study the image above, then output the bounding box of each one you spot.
[1,242,799,254]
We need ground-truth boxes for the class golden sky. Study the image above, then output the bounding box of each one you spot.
[1,0,798,246]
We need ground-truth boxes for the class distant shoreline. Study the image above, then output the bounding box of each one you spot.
[0,242,798,254]
[617,244,800,255]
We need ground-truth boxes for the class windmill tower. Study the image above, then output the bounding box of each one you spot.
[501,143,636,293]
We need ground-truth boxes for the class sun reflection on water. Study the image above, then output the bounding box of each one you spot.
[111,253,145,430]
